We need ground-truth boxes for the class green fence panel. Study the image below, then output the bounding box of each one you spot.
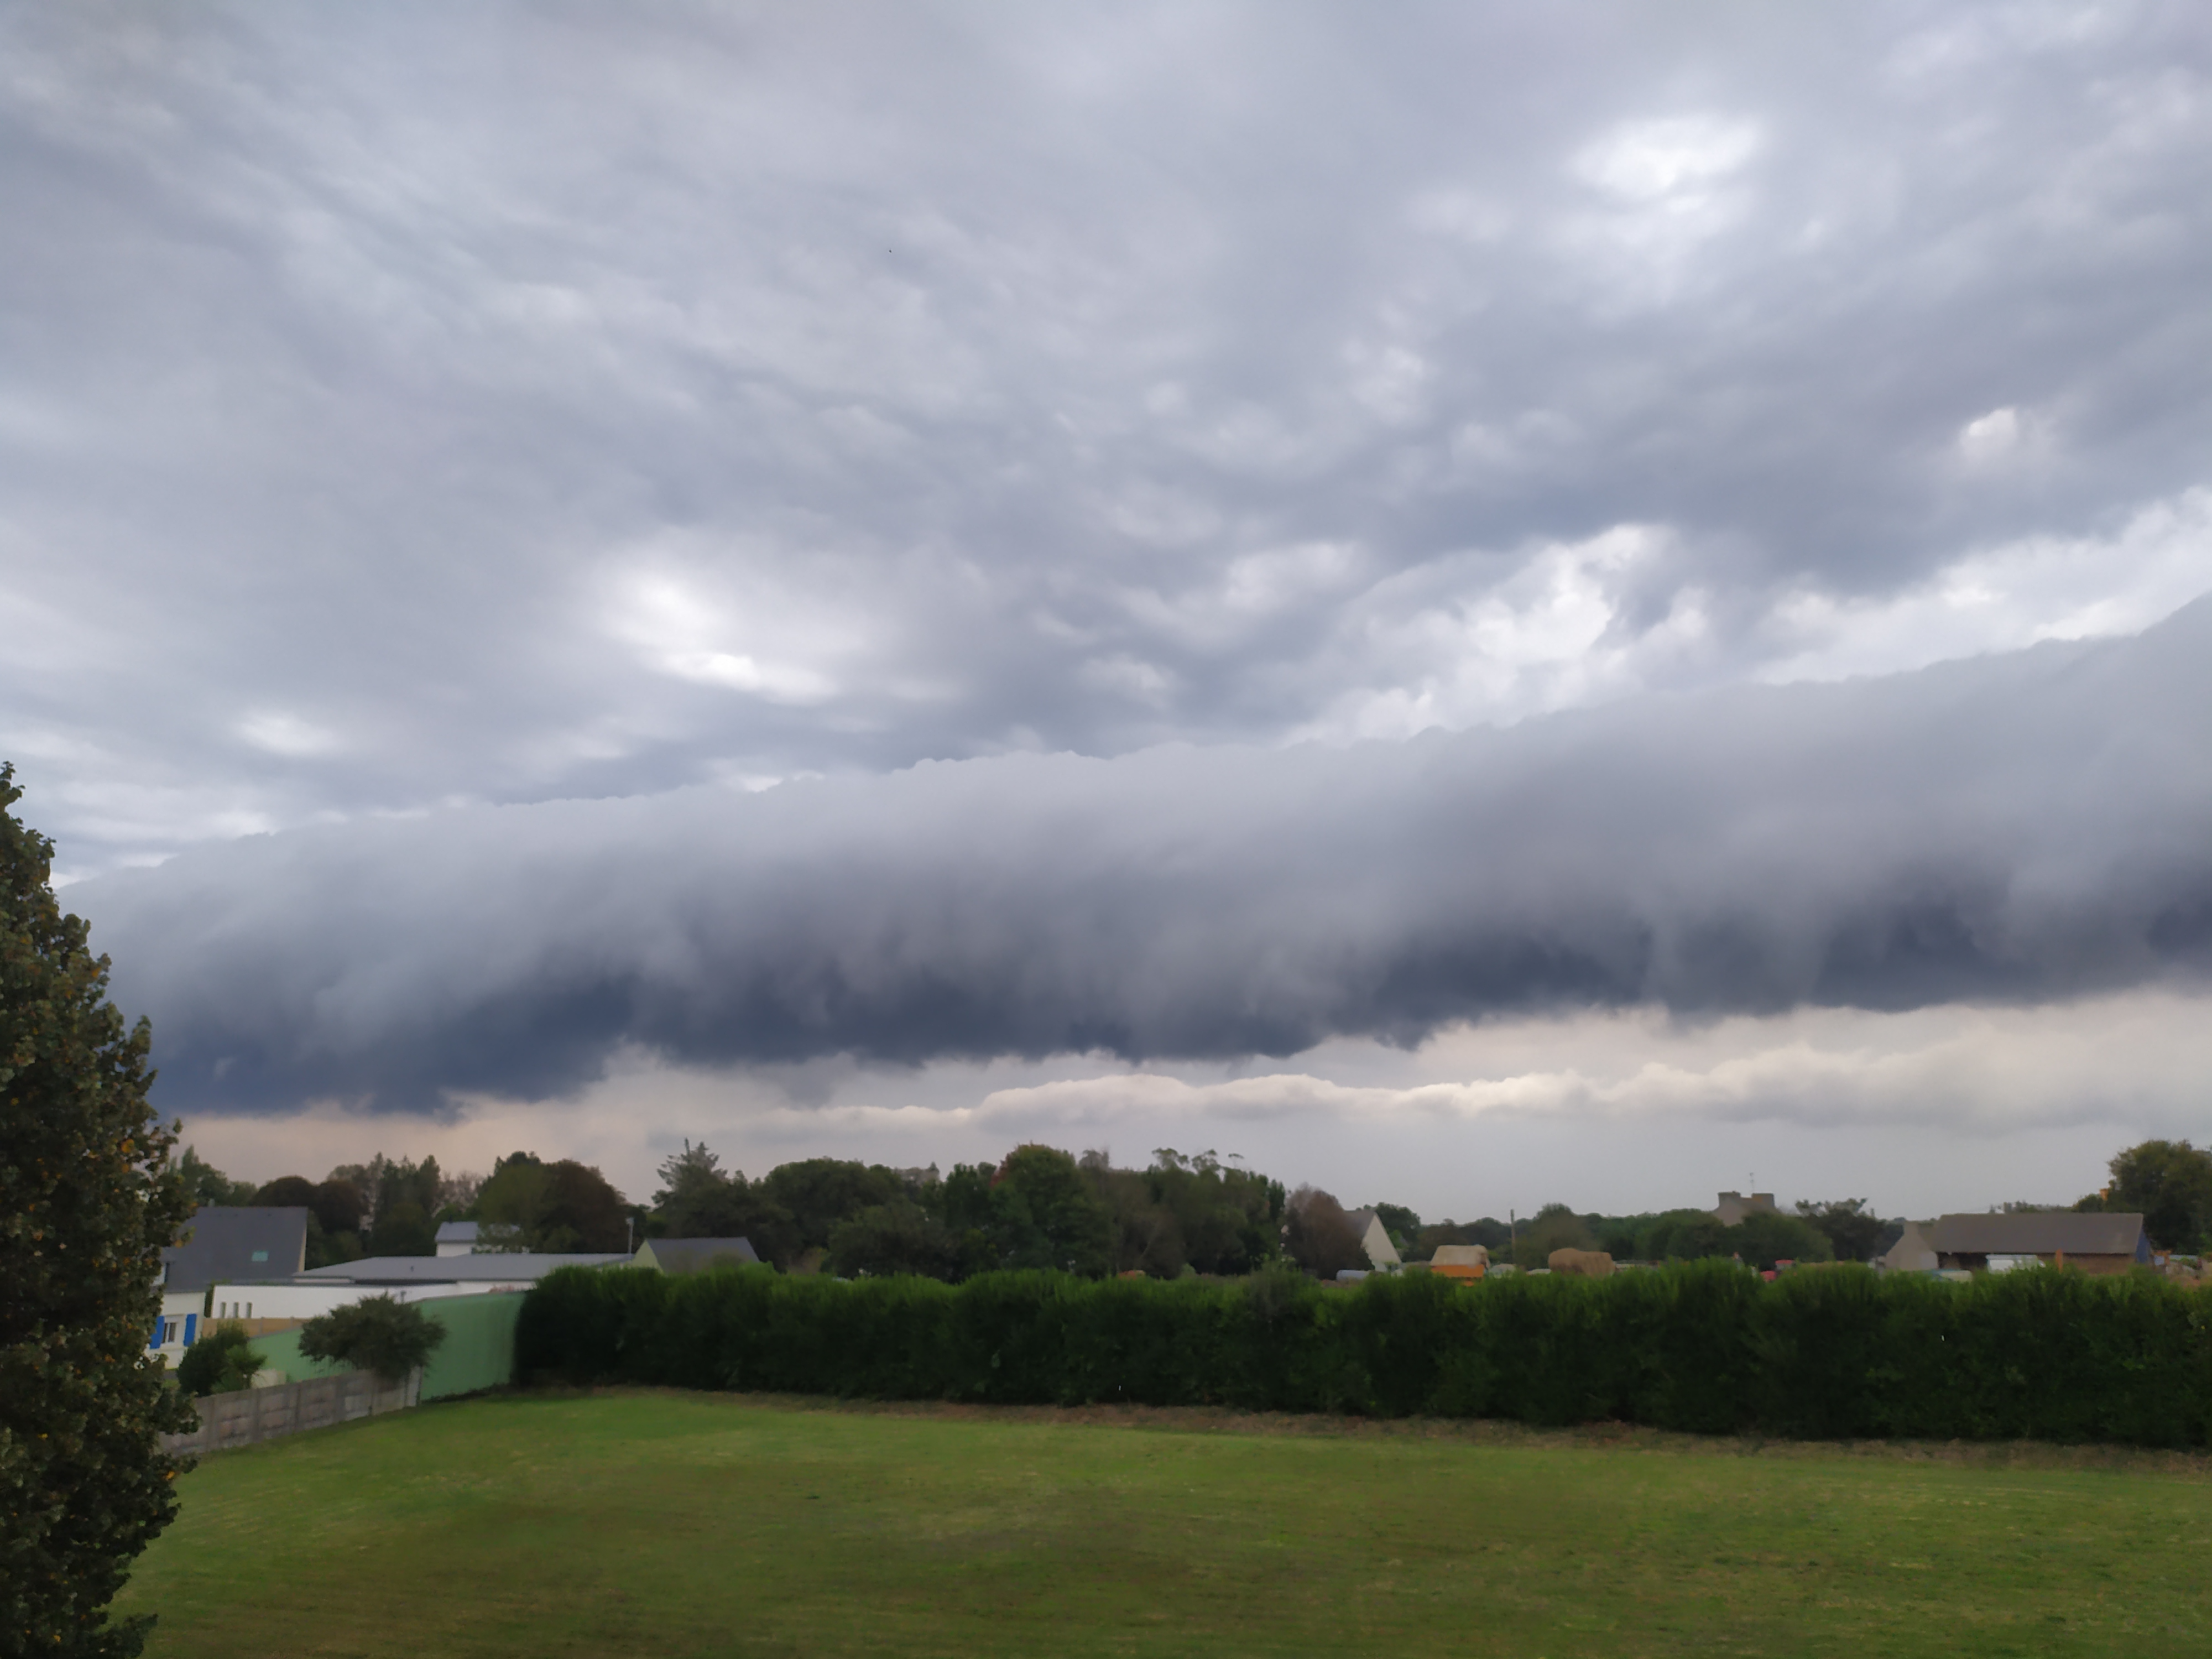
[418,1291,524,1400]
[251,1326,347,1385]
[251,1291,523,1399]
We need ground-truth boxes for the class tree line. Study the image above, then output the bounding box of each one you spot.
[176,1146,633,1264]
[175,1130,2212,1283]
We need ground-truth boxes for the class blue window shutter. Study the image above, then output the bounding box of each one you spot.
[182,1313,197,1346]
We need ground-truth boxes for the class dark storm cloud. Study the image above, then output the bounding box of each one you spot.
[66,600,2212,1112]
[3,2,2210,874]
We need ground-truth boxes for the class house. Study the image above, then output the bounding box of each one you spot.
[1927,1212,2149,1275]
[151,1207,310,1365]
[635,1237,761,1274]
[1711,1191,1778,1227]
[1342,1209,1402,1271]
[1879,1220,1939,1273]
[207,1249,637,1329]
[435,1221,481,1256]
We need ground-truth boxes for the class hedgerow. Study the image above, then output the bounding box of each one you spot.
[516,1260,2212,1446]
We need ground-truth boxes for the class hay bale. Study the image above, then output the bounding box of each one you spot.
[1547,1247,1616,1278]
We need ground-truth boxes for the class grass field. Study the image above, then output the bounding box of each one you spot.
[122,1391,2212,1658]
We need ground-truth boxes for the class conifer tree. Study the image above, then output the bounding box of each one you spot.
[1,765,194,1657]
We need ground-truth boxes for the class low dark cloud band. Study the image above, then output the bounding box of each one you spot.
[65,599,2212,1113]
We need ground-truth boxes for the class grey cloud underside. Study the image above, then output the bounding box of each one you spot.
[71,600,2212,1113]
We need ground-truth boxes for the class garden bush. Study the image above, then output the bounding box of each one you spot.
[517,1260,2212,1447]
[297,1295,445,1384]
[174,1322,263,1398]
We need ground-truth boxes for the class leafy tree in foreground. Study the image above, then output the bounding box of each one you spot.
[297,1295,445,1385]
[1,764,195,1658]
[174,1322,263,1397]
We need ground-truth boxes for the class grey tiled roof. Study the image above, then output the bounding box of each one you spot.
[1928,1212,2146,1256]
[297,1252,631,1283]
[162,1207,310,1293]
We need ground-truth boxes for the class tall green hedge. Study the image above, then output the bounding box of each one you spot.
[517,1261,2212,1447]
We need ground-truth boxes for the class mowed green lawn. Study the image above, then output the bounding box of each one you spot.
[123,1391,2212,1659]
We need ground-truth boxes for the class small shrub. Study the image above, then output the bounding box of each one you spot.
[298,1295,445,1383]
[175,1321,264,1397]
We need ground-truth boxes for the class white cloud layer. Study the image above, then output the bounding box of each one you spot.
[169,989,2212,1222]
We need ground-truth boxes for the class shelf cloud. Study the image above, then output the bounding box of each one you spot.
[72,599,2212,1114]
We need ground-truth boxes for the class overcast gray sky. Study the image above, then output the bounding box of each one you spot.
[8,1,2210,1217]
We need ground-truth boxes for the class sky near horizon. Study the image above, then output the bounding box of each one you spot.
[6,2,2210,1221]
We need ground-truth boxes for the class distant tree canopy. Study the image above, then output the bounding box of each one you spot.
[652,1142,1287,1282]
[1625,1207,1833,1272]
[174,1146,257,1209]
[2092,1139,2212,1252]
[476,1152,629,1254]
[1283,1186,1368,1277]
[1794,1198,1890,1264]
[658,1143,1292,1282]
[635,1137,1987,1284]
[1407,1217,1511,1261]
[943,1145,1115,1276]
[2,764,195,1656]
[1080,1147,1284,1278]
[1370,1202,1421,1251]
[1515,1203,1598,1267]
[650,1141,806,1265]
[762,1157,910,1264]
[826,1199,963,1281]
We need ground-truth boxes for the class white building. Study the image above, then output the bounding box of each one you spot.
[152,1207,310,1367]
[208,1250,635,1327]
[1342,1209,1403,1271]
